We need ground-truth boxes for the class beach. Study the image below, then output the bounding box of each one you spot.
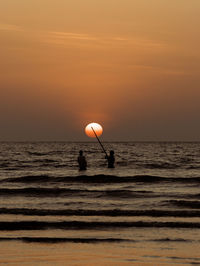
[1,238,199,265]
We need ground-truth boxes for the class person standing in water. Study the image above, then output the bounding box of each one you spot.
[78,150,87,171]
[106,150,115,168]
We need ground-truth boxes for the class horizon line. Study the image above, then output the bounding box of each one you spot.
[0,140,200,143]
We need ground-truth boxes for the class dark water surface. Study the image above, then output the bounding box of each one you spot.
[0,142,200,265]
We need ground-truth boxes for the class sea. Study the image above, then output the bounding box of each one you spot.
[0,141,200,265]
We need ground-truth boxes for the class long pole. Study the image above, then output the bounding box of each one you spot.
[91,127,108,157]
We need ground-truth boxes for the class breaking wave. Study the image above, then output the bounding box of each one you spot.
[0,221,199,230]
[165,200,200,209]
[0,237,132,243]
[1,174,200,184]
[0,208,200,217]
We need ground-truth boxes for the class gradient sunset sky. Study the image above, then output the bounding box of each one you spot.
[0,0,200,141]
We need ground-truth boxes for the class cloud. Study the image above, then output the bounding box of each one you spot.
[111,36,165,48]
[48,31,97,41]
[0,23,23,32]
[0,23,164,49]
[42,30,166,52]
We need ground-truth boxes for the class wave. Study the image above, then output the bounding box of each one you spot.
[3,236,195,244]
[140,162,180,170]
[1,187,198,200]
[27,151,47,156]
[0,187,156,198]
[1,174,200,184]
[165,200,200,209]
[0,208,200,217]
[0,237,132,243]
[186,165,200,170]
[0,220,200,230]
[183,194,200,199]
[0,162,10,168]
[0,175,54,183]
[152,238,192,242]
[32,159,57,163]
[27,151,65,156]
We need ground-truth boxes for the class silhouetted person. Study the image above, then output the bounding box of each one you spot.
[106,150,115,168]
[78,150,87,171]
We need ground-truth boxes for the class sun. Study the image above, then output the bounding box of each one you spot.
[85,122,103,138]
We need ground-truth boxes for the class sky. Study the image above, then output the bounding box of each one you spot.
[0,0,200,141]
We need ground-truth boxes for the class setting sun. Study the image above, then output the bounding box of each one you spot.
[85,122,103,138]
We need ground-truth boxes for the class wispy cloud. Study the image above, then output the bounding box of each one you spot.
[0,23,23,32]
[43,30,165,50]
[111,36,165,48]
[0,24,165,51]
[48,31,97,41]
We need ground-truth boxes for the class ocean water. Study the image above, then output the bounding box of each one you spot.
[0,142,200,265]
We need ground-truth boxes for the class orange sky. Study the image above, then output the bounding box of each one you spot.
[0,0,200,140]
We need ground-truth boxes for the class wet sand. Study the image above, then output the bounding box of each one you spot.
[0,239,200,265]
